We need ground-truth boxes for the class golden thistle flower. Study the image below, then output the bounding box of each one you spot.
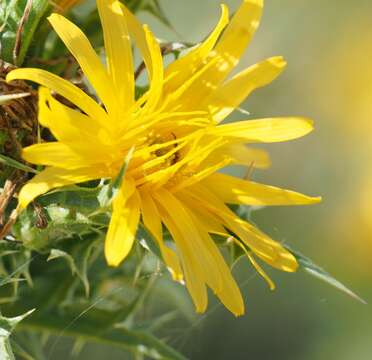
[7,0,320,315]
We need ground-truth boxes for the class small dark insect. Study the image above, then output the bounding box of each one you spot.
[33,202,48,229]
[169,132,180,165]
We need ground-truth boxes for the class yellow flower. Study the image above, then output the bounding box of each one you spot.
[7,0,320,316]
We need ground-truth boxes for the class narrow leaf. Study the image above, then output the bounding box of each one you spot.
[0,154,38,174]
[285,245,366,304]
[19,309,186,360]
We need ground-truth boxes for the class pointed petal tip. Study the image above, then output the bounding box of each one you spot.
[298,194,322,205]
[294,117,315,135]
[219,4,230,22]
[312,196,322,204]
[303,117,315,127]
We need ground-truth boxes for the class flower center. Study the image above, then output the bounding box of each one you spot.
[127,131,188,187]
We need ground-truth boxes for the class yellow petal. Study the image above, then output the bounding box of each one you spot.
[157,201,208,313]
[140,25,163,113]
[212,117,314,143]
[105,179,140,266]
[202,173,321,206]
[120,3,153,78]
[233,217,298,272]
[171,157,230,192]
[169,0,263,108]
[214,0,263,70]
[234,239,275,290]
[188,210,244,316]
[205,56,286,122]
[161,56,221,112]
[48,14,118,117]
[185,184,298,272]
[17,166,102,210]
[155,189,222,293]
[177,192,228,236]
[38,87,111,149]
[139,190,162,241]
[164,4,229,94]
[22,142,107,169]
[139,189,183,281]
[22,143,86,169]
[97,0,134,108]
[38,87,52,128]
[246,252,275,290]
[201,144,271,170]
[7,68,107,124]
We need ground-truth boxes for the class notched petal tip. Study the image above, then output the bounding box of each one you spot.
[233,308,245,317]
[270,55,287,69]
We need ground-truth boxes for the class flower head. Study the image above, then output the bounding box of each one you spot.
[7,0,320,315]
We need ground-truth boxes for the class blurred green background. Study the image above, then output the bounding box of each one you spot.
[56,0,372,358]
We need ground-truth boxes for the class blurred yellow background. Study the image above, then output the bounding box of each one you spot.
[56,0,372,358]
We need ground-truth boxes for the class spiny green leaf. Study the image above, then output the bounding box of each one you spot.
[40,235,100,297]
[67,234,101,297]
[285,245,366,304]
[0,309,34,360]
[13,206,93,252]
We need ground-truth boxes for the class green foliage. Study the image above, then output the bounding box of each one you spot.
[0,154,39,174]
[285,245,366,304]
[0,1,365,358]
[1,183,188,358]
[0,0,51,65]
[0,309,34,359]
